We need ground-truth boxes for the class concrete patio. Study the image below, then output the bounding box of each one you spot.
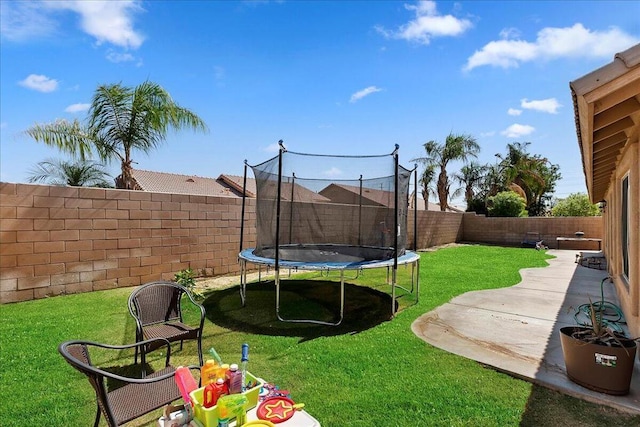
[411,249,640,414]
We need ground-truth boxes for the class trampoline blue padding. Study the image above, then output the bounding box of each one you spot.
[239,246,419,270]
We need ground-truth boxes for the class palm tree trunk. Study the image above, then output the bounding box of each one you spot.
[438,169,448,211]
[115,159,138,189]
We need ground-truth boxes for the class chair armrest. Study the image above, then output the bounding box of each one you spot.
[59,338,180,383]
[127,298,145,337]
[183,291,207,331]
[87,338,173,367]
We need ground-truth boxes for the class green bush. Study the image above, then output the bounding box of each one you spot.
[552,193,600,217]
[488,191,527,217]
[174,268,196,290]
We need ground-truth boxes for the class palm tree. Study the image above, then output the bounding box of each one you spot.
[412,133,480,211]
[496,142,560,215]
[28,158,113,187]
[25,81,208,189]
[453,161,486,208]
[419,164,437,209]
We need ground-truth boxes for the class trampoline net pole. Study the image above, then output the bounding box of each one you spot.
[240,161,248,255]
[289,173,295,245]
[275,141,284,272]
[413,165,418,251]
[358,175,363,247]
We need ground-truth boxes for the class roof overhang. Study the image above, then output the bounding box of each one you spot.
[570,43,640,203]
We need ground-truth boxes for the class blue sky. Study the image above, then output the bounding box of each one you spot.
[1,0,639,206]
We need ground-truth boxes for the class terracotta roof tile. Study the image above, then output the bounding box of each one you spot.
[132,169,239,197]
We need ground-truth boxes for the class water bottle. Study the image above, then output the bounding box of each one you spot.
[241,343,249,391]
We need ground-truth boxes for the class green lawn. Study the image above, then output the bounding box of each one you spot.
[1,245,638,426]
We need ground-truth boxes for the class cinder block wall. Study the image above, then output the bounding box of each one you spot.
[408,210,464,249]
[0,183,255,303]
[0,182,603,303]
[461,212,603,250]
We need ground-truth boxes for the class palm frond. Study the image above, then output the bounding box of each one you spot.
[24,120,94,160]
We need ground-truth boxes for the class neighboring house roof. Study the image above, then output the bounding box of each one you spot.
[131,169,240,197]
[319,183,394,207]
[409,192,465,212]
[570,43,640,202]
[219,174,331,203]
[217,174,256,197]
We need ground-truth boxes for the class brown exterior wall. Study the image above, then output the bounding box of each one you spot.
[0,182,604,304]
[408,210,464,249]
[602,140,639,337]
[0,183,256,303]
[461,213,604,250]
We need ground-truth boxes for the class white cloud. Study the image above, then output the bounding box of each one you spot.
[19,74,58,92]
[350,86,382,103]
[507,108,522,116]
[323,167,343,177]
[52,0,145,49]
[213,66,225,80]
[106,51,135,63]
[465,23,639,71]
[2,1,145,49]
[501,124,535,138]
[264,143,281,153]
[521,98,561,114]
[65,103,90,113]
[376,0,472,45]
[0,1,58,41]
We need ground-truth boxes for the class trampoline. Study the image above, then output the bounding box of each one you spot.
[238,142,420,326]
[238,246,420,326]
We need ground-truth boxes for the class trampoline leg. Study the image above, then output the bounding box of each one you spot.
[339,270,345,324]
[275,268,281,320]
[415,258,420,304]
[240,260,247,306]
[391,267,397,317]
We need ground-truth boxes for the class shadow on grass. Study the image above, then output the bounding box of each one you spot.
[201,280,395,341]
[519,384,640,426]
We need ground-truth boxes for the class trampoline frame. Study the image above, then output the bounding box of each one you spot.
[238,248,420,326]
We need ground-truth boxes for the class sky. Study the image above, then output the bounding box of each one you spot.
[1,0,639,207]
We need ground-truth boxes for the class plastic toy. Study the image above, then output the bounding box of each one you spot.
[256,396,304,424]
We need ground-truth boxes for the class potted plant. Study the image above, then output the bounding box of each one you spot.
[560,291,637,395]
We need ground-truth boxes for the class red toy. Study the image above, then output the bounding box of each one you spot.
[256,396,304,424]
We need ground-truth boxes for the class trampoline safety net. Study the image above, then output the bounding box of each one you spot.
[248,146,412,263]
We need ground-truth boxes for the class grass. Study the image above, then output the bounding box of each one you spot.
[1,245,638,426]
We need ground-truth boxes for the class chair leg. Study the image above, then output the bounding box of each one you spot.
[134,342,139,364]
[197,337,203,367]
[93,405,101,427]
[141,345,147,377]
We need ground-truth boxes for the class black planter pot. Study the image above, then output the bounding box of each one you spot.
[560,326,637,395]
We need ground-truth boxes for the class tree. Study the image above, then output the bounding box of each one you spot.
[551,193,600,217]
[27,158,112,187]
[419,164,436,209]
[488,191,527,217]
[453,161,486,209]
[412,133,480,211]
[488,142,561,216]
[24,81,208,189]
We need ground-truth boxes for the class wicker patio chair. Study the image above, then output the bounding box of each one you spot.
[128,281,205,375]
[58,338,199,427]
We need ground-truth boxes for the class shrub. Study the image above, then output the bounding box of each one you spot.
[552,193,600,217]
[488,191,527,217]
[174,268,196,290]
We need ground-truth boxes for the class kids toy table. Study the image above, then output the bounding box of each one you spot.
[159,406,321,427]
[237,406,320,426]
